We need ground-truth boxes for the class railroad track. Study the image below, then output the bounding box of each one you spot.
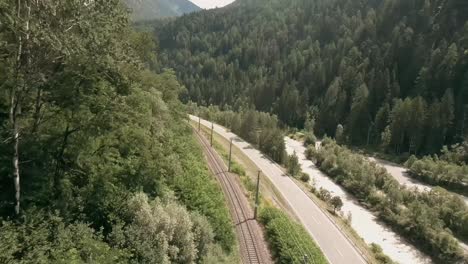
[193,128,272,264]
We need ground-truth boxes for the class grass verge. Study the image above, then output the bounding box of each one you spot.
[192,121,327,264]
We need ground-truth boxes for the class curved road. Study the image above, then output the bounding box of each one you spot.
[190,115,366,264]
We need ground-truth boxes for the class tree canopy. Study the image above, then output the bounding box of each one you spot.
[153,0,468,154]
[0,1,234,262]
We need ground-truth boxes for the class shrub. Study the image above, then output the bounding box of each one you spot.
[300,173,310,182]
[304,133,317,146]
[259,207,327,264]
[330,196,343,213]
[370,243,394,264]
[287,151,301,177]
[231,163,246,176]
[317,188,331,202]
[404,155,418,168]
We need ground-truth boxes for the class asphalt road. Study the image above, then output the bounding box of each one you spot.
[190,115,366,264]
[286,138,432,264]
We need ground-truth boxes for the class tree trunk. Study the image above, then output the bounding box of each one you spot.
[10,0,23,215]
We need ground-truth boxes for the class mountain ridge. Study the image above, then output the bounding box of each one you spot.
[124,0,201,21]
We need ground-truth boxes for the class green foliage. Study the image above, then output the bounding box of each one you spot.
[155,0,468,154]
[304,132,317,146]
[335,124,345,144]
[317,188,332,203]
[259,206,327,264]
[116,193,211,263]
[287,151,301,177]
[370,243,394,264]
[330,196,343,213]
[406,155,468,196]
[192,104,287,164]
[309,140,468,262]
[0,211,130,264]
[300,173,310,182]
[0,1,234,261]
[231,163,246,176]
[168,135,235,251]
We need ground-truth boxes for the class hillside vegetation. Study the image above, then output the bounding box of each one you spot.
[155,0,468,155]
[0,1,234,262]
[124,0,200,21]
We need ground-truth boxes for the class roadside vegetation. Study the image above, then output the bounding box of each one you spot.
[189,103,287,164]
[0,2,235,262]
[197,121,328,264]
[405,143,468,196]
[259,206,328,264]
[307,138,468,263]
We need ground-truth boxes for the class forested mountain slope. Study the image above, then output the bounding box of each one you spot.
[124,0,200,21]
[0,1,234,262]
[155,0,468,155]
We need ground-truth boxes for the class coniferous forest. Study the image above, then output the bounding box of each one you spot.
[0,1,235,262]
[2,0,468,263]
[154,0,468,155]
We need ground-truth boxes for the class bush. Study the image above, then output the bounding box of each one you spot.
[404,155,418,168]
[304,133,317,146]
[317,188,331,202]
[231,163,246,176]
[406,155,468,195]
[287,152,301,177]
[300,173,310,182]
[330,196,343,213]
[370,243,394,264]
[305,145,317,160]
[259,206,327,264]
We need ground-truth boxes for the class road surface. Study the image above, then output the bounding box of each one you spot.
[190,115,366,264]
[286,138,432,264]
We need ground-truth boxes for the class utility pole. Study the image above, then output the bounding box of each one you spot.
[303,254,309,264]
[198,117,201,131]
[228,138,233,172]
[254,170,261,219]
[210,123,214,147]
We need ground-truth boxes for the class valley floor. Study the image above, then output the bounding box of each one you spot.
[286,138,432,264]
[190,115,367,264]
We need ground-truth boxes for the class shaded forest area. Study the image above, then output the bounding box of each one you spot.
[0,1,235,262]
[153,0,468,155]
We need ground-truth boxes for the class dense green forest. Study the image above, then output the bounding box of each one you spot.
[0,1,235,262]
[154,0,468,155]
